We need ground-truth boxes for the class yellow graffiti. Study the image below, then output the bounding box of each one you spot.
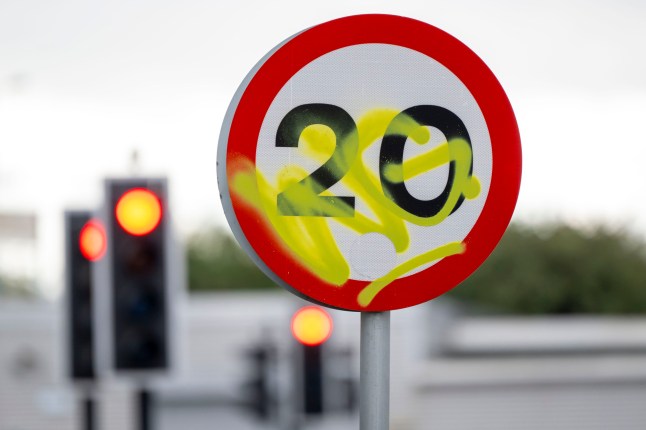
[230,108,480,307]
[357,241,466,307]
[232,158,350,285]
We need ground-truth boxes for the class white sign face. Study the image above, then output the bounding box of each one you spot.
[256,43,492,281]
[218,15,521,311]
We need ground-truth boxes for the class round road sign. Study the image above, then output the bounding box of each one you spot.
[218,14,521,311]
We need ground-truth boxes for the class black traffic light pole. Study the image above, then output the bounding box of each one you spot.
[81,393,96,430]
[302,344,323,415]
[137,388,153,430]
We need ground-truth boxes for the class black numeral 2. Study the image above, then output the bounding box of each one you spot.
[276,104,358,217]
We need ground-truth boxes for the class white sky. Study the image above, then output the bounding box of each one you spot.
[0,0,645,296]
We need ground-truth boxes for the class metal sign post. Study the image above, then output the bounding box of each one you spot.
[360,312,390,430]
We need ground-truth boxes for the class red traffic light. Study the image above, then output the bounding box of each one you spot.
[115,188,162,236]
[79,219,106,262]
[291,306,333,346]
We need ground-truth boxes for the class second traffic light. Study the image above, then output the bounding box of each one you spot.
[106,178,169,372]
[65,211,106,381]
[291,306,333,415]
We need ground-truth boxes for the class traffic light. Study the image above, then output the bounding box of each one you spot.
[242,343,277,420]
[106,178,169,371]
[65,211,106,380]
[291,306,333,415]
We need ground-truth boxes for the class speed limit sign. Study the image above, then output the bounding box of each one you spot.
[217,14,521,311]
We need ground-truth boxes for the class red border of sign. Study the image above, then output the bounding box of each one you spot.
[223,14,521,311]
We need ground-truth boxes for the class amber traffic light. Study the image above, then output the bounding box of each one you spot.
[291,306,333,346]
[115,188,162,236]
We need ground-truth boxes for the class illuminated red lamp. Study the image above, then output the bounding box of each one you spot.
[79,219,107,262]
[291,306,333,346]
[115,188,162,236]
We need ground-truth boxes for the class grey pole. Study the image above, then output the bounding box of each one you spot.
[360,311,390,430]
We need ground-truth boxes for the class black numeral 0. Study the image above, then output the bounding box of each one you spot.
[276,104,358,217]
[379,105,472,218]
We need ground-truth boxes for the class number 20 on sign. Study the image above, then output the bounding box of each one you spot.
[217,14,521,312]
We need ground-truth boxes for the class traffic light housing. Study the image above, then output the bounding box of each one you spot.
[106,178,169,371]
[242,343,277,420]
[291,306,333,415]
[65,211,105,380]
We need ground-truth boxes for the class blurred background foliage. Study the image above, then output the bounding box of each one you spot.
[0,275,36,298]
[186,222,646,315]
[186,227,276,291]
[451,223,646,314]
